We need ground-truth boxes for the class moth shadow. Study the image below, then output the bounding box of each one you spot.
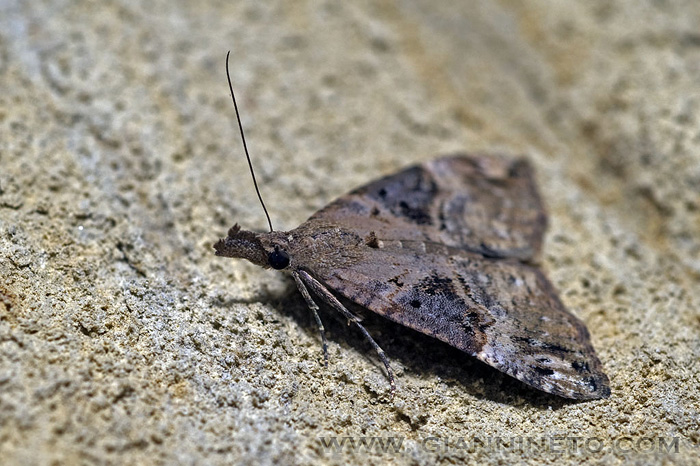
[273,280,582,409]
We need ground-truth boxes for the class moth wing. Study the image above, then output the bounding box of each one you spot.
[306,241,610,400]
[306,154,547,260]
[291,154,608,398]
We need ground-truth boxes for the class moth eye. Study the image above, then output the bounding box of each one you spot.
[268,247,290,270]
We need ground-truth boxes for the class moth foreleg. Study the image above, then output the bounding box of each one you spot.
[292,271,329,367]
[296,270,396,397]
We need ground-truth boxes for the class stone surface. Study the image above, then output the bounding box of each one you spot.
[1,1,698,464]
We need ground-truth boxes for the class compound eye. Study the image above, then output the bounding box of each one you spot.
[268,246,290,270]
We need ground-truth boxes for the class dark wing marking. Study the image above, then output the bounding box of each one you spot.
[288,154,608,398]
[306,154,547,260]
[303,239,610,400]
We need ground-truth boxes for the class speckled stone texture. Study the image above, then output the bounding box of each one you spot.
[1,1,698,465]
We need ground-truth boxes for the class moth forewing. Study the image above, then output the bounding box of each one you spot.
[216,154,611,400]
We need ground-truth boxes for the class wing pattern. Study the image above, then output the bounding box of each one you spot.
[291,154,610,399]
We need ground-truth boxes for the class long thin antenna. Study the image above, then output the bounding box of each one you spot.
[226,51,274,232]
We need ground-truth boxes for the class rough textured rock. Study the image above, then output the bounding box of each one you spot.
[1,1,698,464]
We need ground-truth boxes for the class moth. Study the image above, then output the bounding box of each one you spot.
[215,53,611,400]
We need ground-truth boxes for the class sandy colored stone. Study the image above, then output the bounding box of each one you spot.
[1,1,698,464]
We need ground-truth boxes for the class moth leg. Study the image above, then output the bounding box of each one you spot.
[297,270,396,397]
[292,271,329,367]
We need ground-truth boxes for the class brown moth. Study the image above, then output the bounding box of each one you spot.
[215,54,610,400]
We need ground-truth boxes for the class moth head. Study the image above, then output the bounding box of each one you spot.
[214,224,291,270]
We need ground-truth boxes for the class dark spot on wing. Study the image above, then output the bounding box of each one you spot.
[394,284,482,354]
[357,167,437,226]
[398,200,432,225]
[461,311,481,337]
[540,342,575,353]
[388,276,404,287]
[586,377,598,393]
[463,310,493,334]
[533,366,555,376]
[418,275,456,297]
[571,360,590,373]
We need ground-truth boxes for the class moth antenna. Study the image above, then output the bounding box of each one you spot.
[226,50,274,233]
